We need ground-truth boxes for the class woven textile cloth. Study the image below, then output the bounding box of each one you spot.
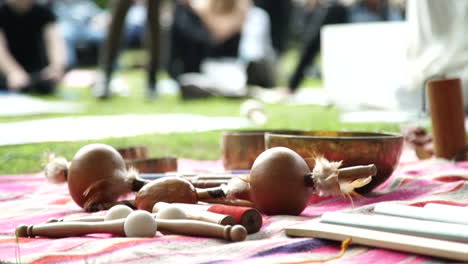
[1,157,468,264]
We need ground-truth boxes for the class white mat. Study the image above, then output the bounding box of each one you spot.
[322,22,409,111]
[340,110,425,123]
[0,94,83,116]
[0,114,250,146]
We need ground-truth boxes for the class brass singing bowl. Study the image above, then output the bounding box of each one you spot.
[126,157,178,173]
[265,131,404,193]
[222,130,299,170]
[117,146,149,160]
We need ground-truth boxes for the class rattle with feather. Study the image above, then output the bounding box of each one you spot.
[46,144,375,215]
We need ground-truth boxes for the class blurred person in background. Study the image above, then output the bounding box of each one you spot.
[168,0,276,99]
[0,0,67,94]
[93,0,161,99]
[51,0,109,68]
[404,0,468,112]
[253,0,293,55]
[52,0,148,68]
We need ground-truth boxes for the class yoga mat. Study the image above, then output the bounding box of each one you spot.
[0,114,250,145]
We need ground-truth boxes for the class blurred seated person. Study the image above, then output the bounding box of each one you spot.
[168,0,276,99]
[253,0,293,55]
[0,0,66,94]
[51,0,108,68]
[288,0,403,93]
[52,0,147,68]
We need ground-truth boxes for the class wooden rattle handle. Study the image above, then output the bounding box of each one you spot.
[337,164,377,181]
[156,219,247,241]
[16,219,126,238]
[187,211,237,226]
[191,179,229,188]
[199,198,255,207]
[153,202,237,226]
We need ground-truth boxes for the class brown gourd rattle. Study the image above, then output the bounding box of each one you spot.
[195,147,376,215]
[103,147,376,215]
[45,143,233,212]
[45,143,144,211]
[47,144,375,216]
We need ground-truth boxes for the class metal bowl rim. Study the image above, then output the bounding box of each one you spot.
[265,131,403,140]
[222,130,303,136]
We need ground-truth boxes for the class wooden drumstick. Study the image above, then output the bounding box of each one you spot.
[190,179,230,188]
[335,165,377,182]
[17,210,157,238]
[153,203,237,226]
[19,215,247,241]
[155,219,247,242]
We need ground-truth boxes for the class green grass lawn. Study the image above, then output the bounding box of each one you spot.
[0,56,401,174]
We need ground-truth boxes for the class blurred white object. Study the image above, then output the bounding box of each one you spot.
[374,203,468,226]
[157,78,180,95]
[0,94,83,116]
[321,22,410,111]
[340,110,421,123]
[240,99,267,125]
[239,7,275,63]
[323,2,468,112]
[92,72,130,98]
[286,88,331,106]
[406,0,468,111]
[321,211,468,242]
[179,59,247,97]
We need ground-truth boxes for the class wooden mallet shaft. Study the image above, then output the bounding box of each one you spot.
[337,164,377,182]
[17,219,127,238]
[18,219,247,241]
[156,219,247,241]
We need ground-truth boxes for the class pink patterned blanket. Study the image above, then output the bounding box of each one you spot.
[1,157,468,264]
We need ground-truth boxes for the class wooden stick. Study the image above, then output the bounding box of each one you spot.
[139,173,243,180]
[199,198,255,208]
[427,78,466,160]
[156,219,247,241]
[190,179,229,188]
[285,222,468,262]
[17,219,247,241]
[153,202,262,234]
[337,164,377,182]
[17,219,127,238]
[321,212,468,242]
[152,203,237,226]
